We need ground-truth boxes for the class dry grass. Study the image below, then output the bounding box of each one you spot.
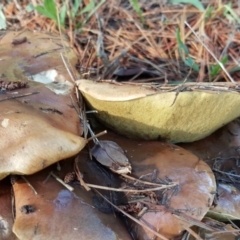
[3,0,240,83]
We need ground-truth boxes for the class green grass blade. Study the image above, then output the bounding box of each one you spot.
[80,0,95,15]
[176,28,199,72]
[176,28,189,55]
[204,6,213,19]
[72,0,83,17]
[35,6,54,19]
[229,66,240,73]
[170,0,205,11]
[210,56,228,78]
[44,0,57,19]
[77,0,106,29]
[224,3,240,24]
[59,4,67,26]
[129,0,145,23]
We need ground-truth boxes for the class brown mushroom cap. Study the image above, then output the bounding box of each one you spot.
[0,101,86,179]
[12,158,132,240]
[99,131,216,239]
[0,31,86,180]
[128,142,216,239]
[180,120,240,221]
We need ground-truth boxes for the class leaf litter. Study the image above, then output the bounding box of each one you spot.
[3,0,240,83]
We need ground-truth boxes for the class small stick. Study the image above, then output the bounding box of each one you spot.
[57,5,77,85]
[182,224,203,240]
[227,218,239,231]
[86,110,98,114]
[95,189,169,240]
[51,172,74,191]
[213,168,240,178]
[42,172,52,184]
[70,94,81,115]
[85,182,177,193]
[212,229,240,234]
[76,172,91,191]
[98,79,123,85]
[74,158,91,191]
[87,130,107,142]
[60,53,75,84]
[87,123,98,144]
[21,176,38,195]
[0,92,39,102]
[121,173,173,187]
[185,21,235,83]
[137,207,148,217]
[173,213,217,231]
[170,67,193,106]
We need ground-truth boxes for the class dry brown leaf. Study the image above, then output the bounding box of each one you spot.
[91,140,131,174]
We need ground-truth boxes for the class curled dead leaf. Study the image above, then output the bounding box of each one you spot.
[91,140,131,174]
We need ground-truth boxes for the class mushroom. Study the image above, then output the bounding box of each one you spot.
[0,31,87,179]
[12,157,132,240]
[97,131,216,239]
[77,80,240,143]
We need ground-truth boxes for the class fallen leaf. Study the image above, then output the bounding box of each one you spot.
[77,80,240,143]
[91,140,131,174]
